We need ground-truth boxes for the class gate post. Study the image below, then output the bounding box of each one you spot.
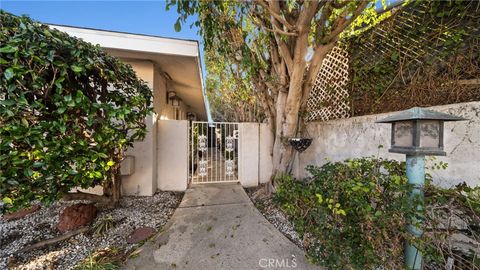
[157,120,188,191]
[238,123,259,187]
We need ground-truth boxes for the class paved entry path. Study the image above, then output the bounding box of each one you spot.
[122,183,318,270]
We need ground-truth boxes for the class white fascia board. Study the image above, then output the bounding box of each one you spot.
[50,25,198,57]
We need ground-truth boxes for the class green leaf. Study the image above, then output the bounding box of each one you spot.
[57,107,66,114]
[43,29,52,37]
[4,68,14,80]
[107,160,115,166]
[2,197,13,205]
[24,168,34,177]
[71,65,84,73]
[174,20,182,32]
[0,46,17,53]
[21,118,29,127]
[33,161,44,168]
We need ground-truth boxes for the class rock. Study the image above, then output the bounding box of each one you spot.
[450,233,480,255]
[126,227,156,244]
[2,205,41,221]
[57,203,97,232]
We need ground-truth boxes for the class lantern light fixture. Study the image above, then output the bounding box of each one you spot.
[376,107,467,156]
[376,107,467,270]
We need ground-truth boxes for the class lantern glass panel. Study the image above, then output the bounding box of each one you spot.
[393,121,413,147]
[420,120,440,148]
[172,98,180,107]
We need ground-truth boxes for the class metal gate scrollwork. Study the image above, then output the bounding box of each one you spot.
[190,122,239,183]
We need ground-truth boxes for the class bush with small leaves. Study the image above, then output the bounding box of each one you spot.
[274,157,416,269]
[0,11,152,212]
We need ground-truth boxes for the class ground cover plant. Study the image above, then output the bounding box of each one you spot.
[0,11,152,212]
[274,157,480,269]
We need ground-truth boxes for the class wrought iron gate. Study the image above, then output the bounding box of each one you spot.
[189,122,239,184]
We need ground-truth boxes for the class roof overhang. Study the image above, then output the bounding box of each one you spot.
[49,24,208,120]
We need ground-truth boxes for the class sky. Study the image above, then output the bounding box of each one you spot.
[1,0,397,91]
[0,0,206,75]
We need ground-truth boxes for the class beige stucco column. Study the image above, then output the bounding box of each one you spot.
[157,120,189,191]
[238,123,260,187]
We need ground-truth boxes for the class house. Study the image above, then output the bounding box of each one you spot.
[52,25,210,196]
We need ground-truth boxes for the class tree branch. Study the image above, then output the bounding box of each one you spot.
[321,1,369,44]
[304,2,368,104]
[18,226,89,253]
[266,1,295,75]
[251,11,298,36]
[265,24,298,36]
[295,1,321,30]
[256,0,295,31]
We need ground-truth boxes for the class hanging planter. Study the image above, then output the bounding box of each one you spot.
[288,138,313,153]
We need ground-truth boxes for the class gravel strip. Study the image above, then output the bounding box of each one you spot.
[0,191,183,270]
[244,185,304,249]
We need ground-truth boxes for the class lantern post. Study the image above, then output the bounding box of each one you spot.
[376,107,466,269]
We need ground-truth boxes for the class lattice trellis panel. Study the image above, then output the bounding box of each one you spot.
[306,46,351,122]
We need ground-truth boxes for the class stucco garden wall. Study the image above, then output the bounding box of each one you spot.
[238,123,260,187]
[157,120,189,191]
[294,102,480,187]
[259,123,274,184]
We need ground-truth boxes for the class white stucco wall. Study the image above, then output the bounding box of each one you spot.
[259,123,274,184]
[121,115,157,195]
[157,120,189,191]
[238,123,260,187]
[295,102,480,187]
[120,60,158,196]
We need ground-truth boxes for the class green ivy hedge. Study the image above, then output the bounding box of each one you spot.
[274,158,416,269]
[274,157,480,269]
[0,11,153,212]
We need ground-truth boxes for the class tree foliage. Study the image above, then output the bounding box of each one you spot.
[205,50,263,122]
[0,11,152,212]
[169,0,381,177]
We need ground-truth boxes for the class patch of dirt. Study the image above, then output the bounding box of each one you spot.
[0,191,183,270]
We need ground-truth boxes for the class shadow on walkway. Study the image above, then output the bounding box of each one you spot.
[122,183,318,270]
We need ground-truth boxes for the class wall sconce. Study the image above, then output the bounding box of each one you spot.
[376,107,466,270]
[167,91,182,107]
[170,96,182,107]
[187,112,196,122]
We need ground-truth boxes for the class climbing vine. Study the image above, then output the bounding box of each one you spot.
[347,0,480,116]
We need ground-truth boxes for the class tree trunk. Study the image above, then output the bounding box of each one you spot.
[103,171,122,207]
[64,168,122,207]
[271,90,297,177]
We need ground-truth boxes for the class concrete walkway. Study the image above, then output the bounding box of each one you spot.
[122,183,318,270]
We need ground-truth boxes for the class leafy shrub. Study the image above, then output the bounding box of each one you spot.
[274,157,416,269]
[0,11,152,212]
